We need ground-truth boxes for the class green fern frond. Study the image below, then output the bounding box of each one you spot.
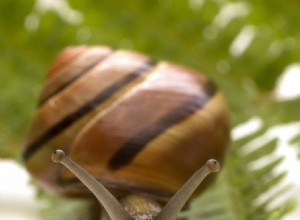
[1,1,300,219]
[185,127,295,220]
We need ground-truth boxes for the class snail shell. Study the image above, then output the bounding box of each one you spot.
[23,45,230,202]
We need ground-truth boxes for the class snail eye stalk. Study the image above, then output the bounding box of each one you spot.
[52,149,220,220]
[52,150,131,220]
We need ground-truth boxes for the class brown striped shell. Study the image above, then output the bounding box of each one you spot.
[23,45,230,202]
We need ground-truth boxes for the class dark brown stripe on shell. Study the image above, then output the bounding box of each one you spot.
[38,57,107,107]
[57,176,174,200]
[108,80,217,169]
[23,59,156,161]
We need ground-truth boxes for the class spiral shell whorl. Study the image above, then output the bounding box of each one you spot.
[23,46,230,201]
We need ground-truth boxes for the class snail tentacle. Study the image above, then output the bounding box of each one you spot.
[155,159,220,220]
[52,150,220,220]
[52,150,131,220]
[24,46,230,220]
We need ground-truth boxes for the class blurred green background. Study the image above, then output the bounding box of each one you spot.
[1,0,300,219]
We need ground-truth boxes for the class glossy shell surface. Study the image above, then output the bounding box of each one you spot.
[23,45,230,201]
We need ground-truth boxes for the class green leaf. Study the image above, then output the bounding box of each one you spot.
[1,0,300,219]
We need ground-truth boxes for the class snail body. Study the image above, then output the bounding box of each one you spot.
[23,45,230,219]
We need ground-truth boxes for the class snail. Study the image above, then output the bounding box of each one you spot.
[23,45,230,220]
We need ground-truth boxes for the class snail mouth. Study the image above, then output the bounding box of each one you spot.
[57,176,174,202]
